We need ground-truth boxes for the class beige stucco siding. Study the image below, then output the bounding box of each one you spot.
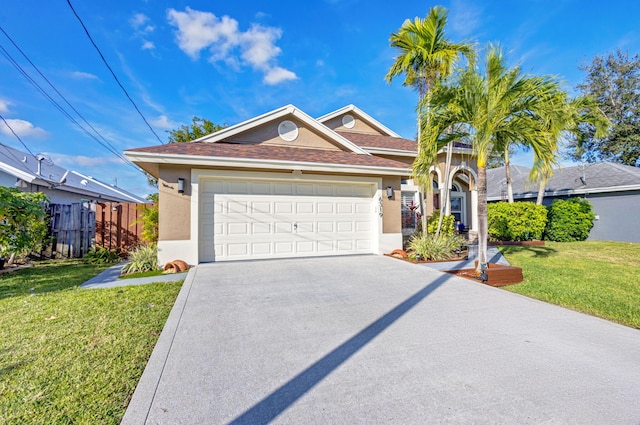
[229,118,343,151]
[322,115,383,135]
[382,176,402,234]
[158,165,191,241]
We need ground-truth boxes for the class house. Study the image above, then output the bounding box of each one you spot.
[487,162,640,243]
[0,143,147,204]
[124,104,477,265]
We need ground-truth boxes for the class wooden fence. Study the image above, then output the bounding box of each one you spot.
[47,202,152,258]
[49,203,96,258]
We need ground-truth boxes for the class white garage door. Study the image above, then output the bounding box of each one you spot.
[199,179,376,261]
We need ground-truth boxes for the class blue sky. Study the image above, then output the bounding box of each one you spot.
[0,0,638,196]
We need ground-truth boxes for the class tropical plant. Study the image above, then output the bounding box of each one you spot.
[544,198,595,242]
[420,44,566,270]
[83,246,121,265]
[386,5,475,235]
[0,187,49,260]
[488,202,548,241]
[135,193,158,244]
[408,233,466,261]
[121,244,159,274]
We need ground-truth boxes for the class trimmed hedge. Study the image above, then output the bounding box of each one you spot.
[427,211,455,236]
[544,198,595,242]
[488,202,548,241]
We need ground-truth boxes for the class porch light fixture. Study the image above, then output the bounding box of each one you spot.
[177,178,185,194]
[386,186,393,199]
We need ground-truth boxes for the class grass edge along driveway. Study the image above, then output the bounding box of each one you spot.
[0,260,182,424]
[499,241,640,329]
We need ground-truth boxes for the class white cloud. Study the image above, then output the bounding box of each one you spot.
[264,67,298,85]
[49,153,123,168]
[0,119,48,138]
[450,0,482,38]
[141,40,155,50]
[130,13,149,30]
[0,98,11,113]
[70,71,100,80]
[151,115,177,129]
[167,7,297,85]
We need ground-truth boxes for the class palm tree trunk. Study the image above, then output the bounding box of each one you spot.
[436,141,453,236]
[476,165,488,271]
[536,177,547,205]
[505,149,514,203]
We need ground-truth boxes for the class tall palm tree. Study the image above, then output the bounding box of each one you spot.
[420,44,565,270]
[386,5,475,234]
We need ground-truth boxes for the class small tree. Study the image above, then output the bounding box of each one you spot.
[168,117,226,143]
[0,187,49,261]
[135,193,158,245]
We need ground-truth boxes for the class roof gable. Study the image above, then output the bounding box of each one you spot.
[193,104,368,154]
[317,104,401,137]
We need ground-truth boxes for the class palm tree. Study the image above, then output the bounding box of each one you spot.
[386,5,475,234]
[420,44,565,270]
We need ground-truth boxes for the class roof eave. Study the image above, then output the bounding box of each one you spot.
[124,151,411,177]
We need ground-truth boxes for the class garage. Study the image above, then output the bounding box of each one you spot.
[198,177,378,261]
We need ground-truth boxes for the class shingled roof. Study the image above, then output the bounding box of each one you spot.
[487,162,640,200]
[126,141,411,170]
[337,131,417,152]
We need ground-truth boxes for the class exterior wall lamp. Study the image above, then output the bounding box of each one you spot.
[177,178,185,194]
[386,186,394,199]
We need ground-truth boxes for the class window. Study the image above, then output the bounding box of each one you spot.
[401,191,418,233]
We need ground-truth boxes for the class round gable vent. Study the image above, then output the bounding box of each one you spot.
[278,120,299,141]
[342,114,355,129]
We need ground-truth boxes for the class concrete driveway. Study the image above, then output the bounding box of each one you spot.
[122,255,640,424]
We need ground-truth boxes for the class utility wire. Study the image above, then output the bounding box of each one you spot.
[0,111,35,156]
[65,0,165,145]
[0,41,142,174]
[0,25,134,166]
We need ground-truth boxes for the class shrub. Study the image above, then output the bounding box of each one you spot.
[544,198,595,242]
[408,233,466,261]
[122,245,158,274]
[0,187,49,258]
[135,194,158,245]
[488,202,548,241]
[426,211,455,236]
[84,246,120,265]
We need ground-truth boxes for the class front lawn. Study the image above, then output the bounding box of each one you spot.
[0,260,181,424]
[499,241,640,329]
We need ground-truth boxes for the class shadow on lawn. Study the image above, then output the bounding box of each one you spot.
[0,260,106,299]
[498,245,558,258]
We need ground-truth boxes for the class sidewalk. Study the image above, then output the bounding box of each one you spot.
[80,262,187,289]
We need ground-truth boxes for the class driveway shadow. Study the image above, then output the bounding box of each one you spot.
[229,272,452,424]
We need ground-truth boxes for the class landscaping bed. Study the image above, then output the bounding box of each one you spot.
[444,262,524,287]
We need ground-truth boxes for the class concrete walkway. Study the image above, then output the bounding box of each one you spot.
[122,255,640,424]
[80,262,187,289]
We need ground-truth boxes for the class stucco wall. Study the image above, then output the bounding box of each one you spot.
[382,176,402,234]
[322,115,381,135]
[158,165,191,240]
[230,118,343,151]
[582,192,640,243]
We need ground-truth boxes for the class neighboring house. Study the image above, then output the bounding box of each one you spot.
[0,143,147,204]
[125,104,478,265]
[487,162,640,243]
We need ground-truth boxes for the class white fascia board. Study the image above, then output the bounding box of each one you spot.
[125,151,411,177]
[192,104,369,155]
[317,104,401,138]
[70,171,146,203]
[363,147,417,157]
[0,162,36,182]
[490,184,640,202]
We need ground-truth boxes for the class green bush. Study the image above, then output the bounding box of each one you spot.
[544,198,595,242]
[426,211,455,236]
[84,246,120,265]
[122,245,158,274]
[488,202,547,241]
[408,233,466,261]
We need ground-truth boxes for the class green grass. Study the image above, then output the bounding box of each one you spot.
[0,260,181,424]
[118,269,165,280]
[499,241,640,329]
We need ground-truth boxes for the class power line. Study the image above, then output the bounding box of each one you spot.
[0,111,35,156]
[0,25,133,165]
[65,0,165,145]
[0,38,142,174]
